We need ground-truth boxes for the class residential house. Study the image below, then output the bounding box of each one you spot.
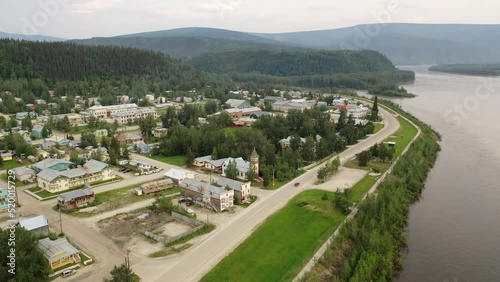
[263,96,282,104]
[17,215,49,236]
[279,135,322,150]
[0,188,9,209]
[37,160,114,193]
[193,155,212,167]
[204,158,228,172]
[346,100,358,109]
[128,141,151,154]
[37,237,80,270]
[112,108,157,124]
[129,159,152,170]
[68,140,81,149]
[88,103,138,119]
[24,136,32,145]
[223,107,262,119]
[16,112,29,120]
[117,132,143,145]
[135,179,173,195]
[221,150,259,181]
[179,178,234,212]
[347,106,368,119]
[249,112,272,119]
[164,168,197,184]
[11,167,36,182]
[224,99,251,109]
[57,138,71,147]
[88,147,110,161]
[153,128,168,138]
[145,94,155,101]
[94,129,108,139]
[216,177,251,203]
[39,140,57,151]
[52,113,85,125]
[31,125,44,139]
[57,187,95,210]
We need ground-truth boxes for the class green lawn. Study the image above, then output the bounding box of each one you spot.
[373,122,384,134]
[222,127,245,137]
[201,190,346,282]
[149,155,187,166]
[1,160,30,171]
[389,116,418,158]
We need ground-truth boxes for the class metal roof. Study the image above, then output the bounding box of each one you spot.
[18,215,48,231]
[37,237,79,262]
[58,188,94,202]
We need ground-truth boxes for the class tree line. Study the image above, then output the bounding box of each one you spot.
[300,99,441,282]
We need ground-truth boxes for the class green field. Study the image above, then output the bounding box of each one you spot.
[149,155,187,166]
[201,189,345,282]
[373,122,384,133]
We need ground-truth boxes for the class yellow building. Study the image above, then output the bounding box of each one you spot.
[37,237,80,270]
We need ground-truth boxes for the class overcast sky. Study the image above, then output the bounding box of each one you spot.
[0,0,498,39]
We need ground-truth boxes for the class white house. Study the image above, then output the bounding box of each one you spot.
[164,168,197,184]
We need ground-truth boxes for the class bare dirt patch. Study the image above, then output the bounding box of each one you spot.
[97,209,196,258]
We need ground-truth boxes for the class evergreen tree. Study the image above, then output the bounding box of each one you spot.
[225,160,238,180]
[370,96,379,121]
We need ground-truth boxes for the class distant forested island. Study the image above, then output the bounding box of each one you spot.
[368,84,415,98]
[429,64,500,76]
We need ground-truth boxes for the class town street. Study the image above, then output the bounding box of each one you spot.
[0,107,398,282]
[132,107,399,282]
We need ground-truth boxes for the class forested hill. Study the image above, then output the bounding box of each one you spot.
[190,49,397,76]
[0,39,209,87]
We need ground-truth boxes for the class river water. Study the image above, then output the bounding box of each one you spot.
[387,65,500,282]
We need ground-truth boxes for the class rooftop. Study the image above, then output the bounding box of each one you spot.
[37,237,79,261]
[18,215,48,231]
[58,188,94,202]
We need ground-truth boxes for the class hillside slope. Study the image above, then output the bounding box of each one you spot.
[254,23,500,64]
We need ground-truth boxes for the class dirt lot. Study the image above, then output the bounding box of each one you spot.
[97,209,195,258]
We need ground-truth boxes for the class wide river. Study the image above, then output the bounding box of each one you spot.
[387,65,500,282]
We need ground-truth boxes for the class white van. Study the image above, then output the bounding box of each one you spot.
[61,269,76,278]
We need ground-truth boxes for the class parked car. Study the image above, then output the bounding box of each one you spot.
[61,269,76,278]
[294,182,300,187]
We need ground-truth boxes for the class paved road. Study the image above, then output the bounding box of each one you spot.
[134,107,399,282]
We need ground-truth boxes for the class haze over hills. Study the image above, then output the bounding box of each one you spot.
[3,23,500,64]
[255,23,500,64]
[0,31,64,42]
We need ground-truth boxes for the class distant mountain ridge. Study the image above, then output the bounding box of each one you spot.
[4,23,500,64]
[0,31,64,42]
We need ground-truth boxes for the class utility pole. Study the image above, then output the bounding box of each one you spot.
[59,204,63,234]
[124,250,131,281]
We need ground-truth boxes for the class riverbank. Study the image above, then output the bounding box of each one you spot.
[298,99,441,281]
